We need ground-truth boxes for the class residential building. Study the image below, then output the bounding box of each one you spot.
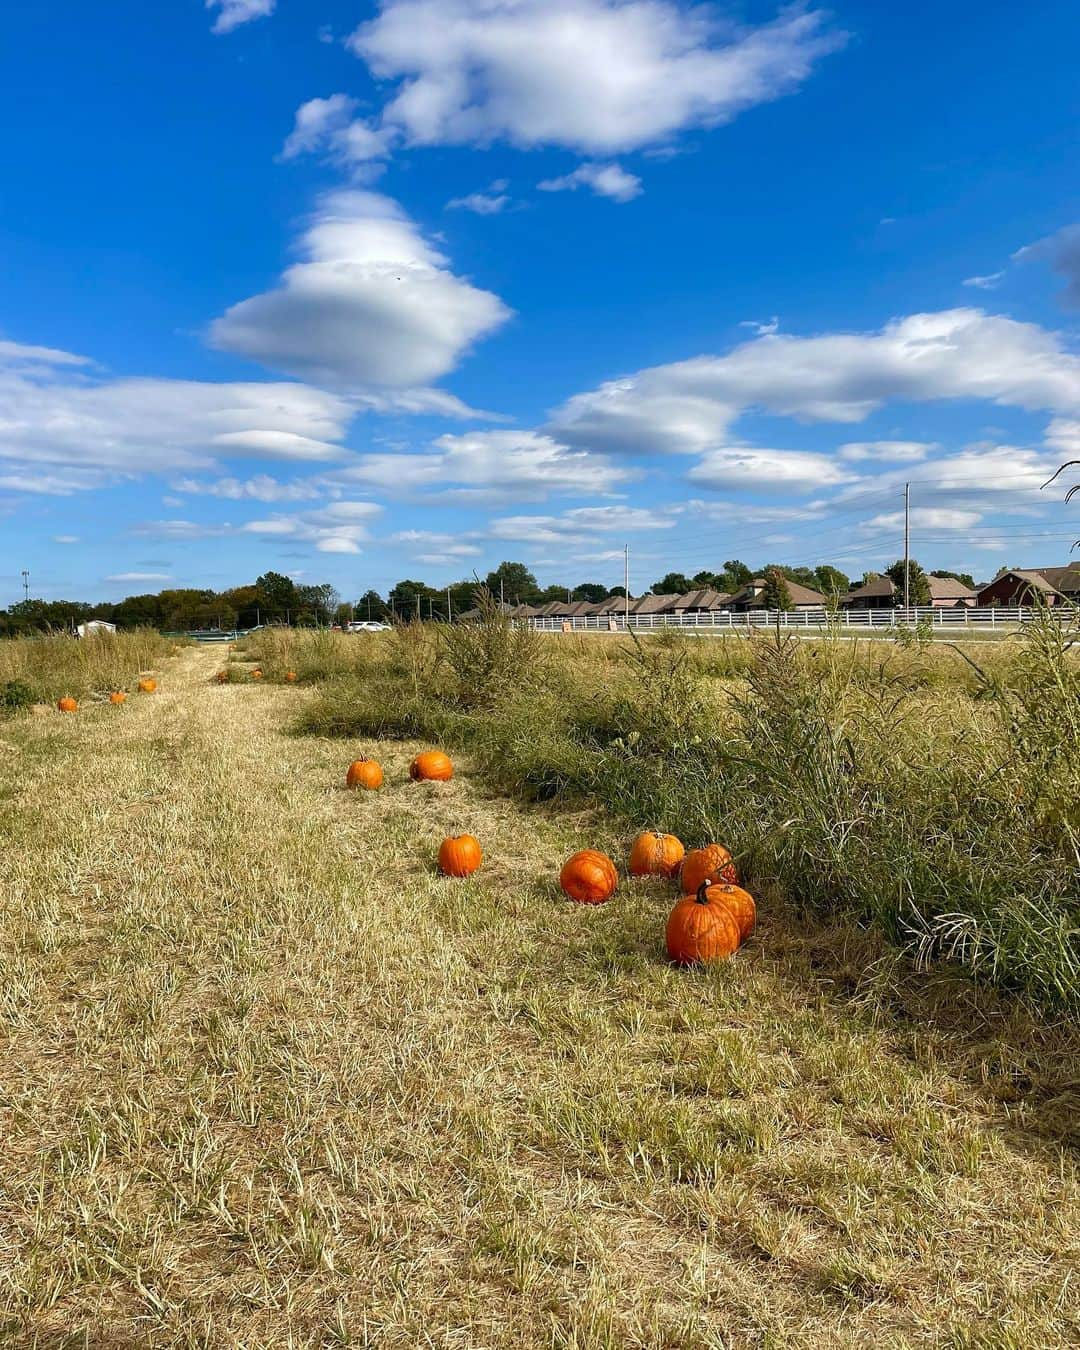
[977,564,1080,606]
[730,577,827,611]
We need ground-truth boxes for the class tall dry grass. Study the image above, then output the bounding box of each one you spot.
[275,614,1079,1012]
[0,629,173,706]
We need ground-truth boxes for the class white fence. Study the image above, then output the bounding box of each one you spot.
[528,606,1049,632]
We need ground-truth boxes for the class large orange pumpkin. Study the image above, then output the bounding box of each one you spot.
[57,696,78,714]
[629,830,685,878]
[410,750,454,782]
[438,834,482,877]
[284,671,298,683]
[666,882,741,965]
[560,849,619,905]
[137,678,157,694]
[700,882,756,943]
[680,843,738,893]
[251,669,263,681]
[109,691,127,705]
[345,758,384,790]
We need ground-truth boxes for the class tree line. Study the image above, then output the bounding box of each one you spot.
[1,559,980,635]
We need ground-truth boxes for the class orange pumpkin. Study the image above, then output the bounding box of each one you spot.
[251,670,263,681]
[438,834,482,877]
[137,678,157,694]
[700,882,756,942]
[109,691,127,705]
[345,758,384,790]
[215,670,229,683]
[57,696,78,714]
[560,849,619,905]
[681,843,738,893]
[409,750,454,782]
[629,830,685,878]
[284,671,298,683]
[666,882,741,965]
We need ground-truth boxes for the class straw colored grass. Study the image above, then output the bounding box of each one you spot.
[0,629,173,706]
[0,644,1077,1346]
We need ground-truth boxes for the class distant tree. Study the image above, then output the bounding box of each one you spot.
[930,569,976,589]
[814,565,850,597]
[720,559,753,590]
[860,570,882,587]
[885,558,931,606]
[357,589,389,621]
[255,571,299,620]
[608,585,628,598]
[485,561,539,602]
[389,579,436,621]
[691,570,723,589]
[761,567,793,612]
[536,583,569,603]
[573,582,609,603]
[651,571,693,595]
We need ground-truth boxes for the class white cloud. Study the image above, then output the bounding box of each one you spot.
[0,338,91,368]
[1014,223,1080,308]
[53,535,79,544]
[837,443,1061,506]
[170,474,324,503]
[446,189,511,215]
[538,162,642,202]
[106,571,174,583]
[739,317,779,335]
[489,504,678,548]
[206,0,275,36]
[280,95,364,161]
[962,271,1004,290]
[327,1,843,161]
[0,342,356,493]
[860,508,983,533]
[389,529,484,565]
[549,309,1080,458]
[838,440,936,462]
[332,429,634,501]
[687,445,856,492]
[209,189,511,389]
[242,500,384,554]
[1045,417,1080,457]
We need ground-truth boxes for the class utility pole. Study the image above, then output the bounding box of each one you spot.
[499,577,505,608]
[903,482,911,612]
[415,590,421,622]
[367,594,372,620]
[624,544,630,629]
[446,587,452,623]
[21,569,29,602]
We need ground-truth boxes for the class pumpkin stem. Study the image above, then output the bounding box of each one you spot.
[695,879,711,906]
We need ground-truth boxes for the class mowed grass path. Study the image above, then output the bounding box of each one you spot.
[0,645,1077,1347]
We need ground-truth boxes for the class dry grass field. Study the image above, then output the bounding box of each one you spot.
[1,639,1078,1346]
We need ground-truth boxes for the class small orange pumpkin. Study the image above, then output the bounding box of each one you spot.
[666,881,741,965]
[251,669,263,681]
[560,849,619,905]
[137,678,157,694]
[215,670,229,683]
[57,696,78,714]
[629,830,685,878]
[681,843,738,893]
[409,750,453,782]
[438,834,482,877]
[109,691,127,705]
[284,671,298,683]
[345,758,384,790]
[701,882,756,943]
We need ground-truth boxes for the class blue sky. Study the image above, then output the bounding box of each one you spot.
[2,0,1079,603]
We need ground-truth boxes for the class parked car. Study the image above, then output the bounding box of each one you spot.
[346,620,390,632]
